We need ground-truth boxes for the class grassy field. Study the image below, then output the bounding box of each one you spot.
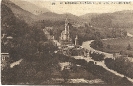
[100,37,133,57]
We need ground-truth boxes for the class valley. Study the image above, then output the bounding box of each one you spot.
[1,0,133,85]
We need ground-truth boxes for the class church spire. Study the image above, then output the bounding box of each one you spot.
[75,35,78,45]
[65,16,69,34]
[65,14,69,26]
[65,17,69,26]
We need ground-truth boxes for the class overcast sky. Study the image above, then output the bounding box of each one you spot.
[17,0,133,16]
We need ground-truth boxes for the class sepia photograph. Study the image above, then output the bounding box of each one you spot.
[1,0,133,85]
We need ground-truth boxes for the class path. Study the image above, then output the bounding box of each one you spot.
[53,39,133,83]
[10,59,23,68]
[127,32,133,37]
[80,40,133,83]
[82,40,113,58]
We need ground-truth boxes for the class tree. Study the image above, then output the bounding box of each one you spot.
[90,52,105,61]
[61,68,69,83]
[107,44,111,49]
[127,44,132,50]
[91,39,103,48]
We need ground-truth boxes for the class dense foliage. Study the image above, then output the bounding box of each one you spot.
[90,12,133,28]
[105,58,133,79]
[1,3,48,61]
[57,54,132,85]
[90,39,103,49]
[2,51,132,85]
[89,51,105,61]
[2,53,60,84]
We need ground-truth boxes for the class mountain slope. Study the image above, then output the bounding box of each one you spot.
[1,2,29,37]
[80,13,100,23]
[37,12,85,24]
[10,0,50,15]
[4,0,133,29]
[89,10,133,28]
[2,0,36,25]
[111,10,133,28]
[91,13,114,28]
[2,0,85,26]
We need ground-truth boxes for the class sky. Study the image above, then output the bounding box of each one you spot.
[14,0,133,16]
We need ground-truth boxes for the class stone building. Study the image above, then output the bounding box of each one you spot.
[58,18,88,57]
[74,35,78,45]
[59,18,72,45]
[113,52,120,58]
[1,53,10,70]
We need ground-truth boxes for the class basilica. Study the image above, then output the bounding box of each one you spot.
[59,18,72,45]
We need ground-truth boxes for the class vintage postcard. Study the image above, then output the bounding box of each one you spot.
[1,0,133,85]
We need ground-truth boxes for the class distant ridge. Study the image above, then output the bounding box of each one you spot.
[10,0,51,15]
[79,13,100,23]
[81,10,133,28]
[37,12,85,24]
[3,0,133,28]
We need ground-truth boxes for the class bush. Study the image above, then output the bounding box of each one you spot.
[105,58,133,79]
[90,51,105,61]
[127,44,132,50]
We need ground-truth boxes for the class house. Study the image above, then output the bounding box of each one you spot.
[1,53,10,70]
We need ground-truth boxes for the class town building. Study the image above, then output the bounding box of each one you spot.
[1,53,10,70]
[113,52,121,58]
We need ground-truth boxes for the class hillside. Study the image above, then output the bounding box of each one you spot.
[1,1,47,59]
[4,0,85,26]
[5,0,133,30]
[37,12,85,24]
[9,0,84,24]
[2,0,36,25]
[79,13,100,23]
[89,10,133,28]
[1,2,27,37]
[111,10,133,28]
[10,0,50,15]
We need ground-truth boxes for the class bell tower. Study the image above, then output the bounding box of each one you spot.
[59,17,72,45]
[65,17,69,34]
[75,35,78,45]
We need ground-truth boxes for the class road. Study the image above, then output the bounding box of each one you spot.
[43,30,133,83]
[10,59,23,68]
[127,33,133,37]
[82,40,114,58]
[80,40,133,83]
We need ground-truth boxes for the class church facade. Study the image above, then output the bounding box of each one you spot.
[59,18,72,45]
